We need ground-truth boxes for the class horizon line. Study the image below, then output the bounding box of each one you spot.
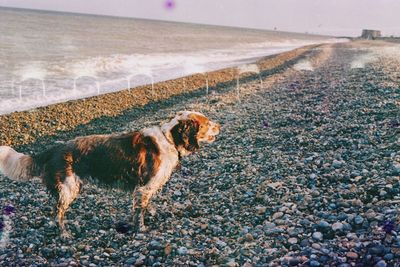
[0,5,339,38]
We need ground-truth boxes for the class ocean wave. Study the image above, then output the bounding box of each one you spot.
[0,40,340,115]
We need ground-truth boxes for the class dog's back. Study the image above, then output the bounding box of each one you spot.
[34,132,161,192]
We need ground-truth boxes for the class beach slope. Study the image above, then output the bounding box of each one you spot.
[0,41,399,266]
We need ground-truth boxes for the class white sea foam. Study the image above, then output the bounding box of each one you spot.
[14,63,47,81]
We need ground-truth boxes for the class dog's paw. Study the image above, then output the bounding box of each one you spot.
[132,223,148,233]
[147,204,157,216]
[60,231,72,240]
[139,224,148,232]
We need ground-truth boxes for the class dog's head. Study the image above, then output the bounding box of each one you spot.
[161,111,221,157]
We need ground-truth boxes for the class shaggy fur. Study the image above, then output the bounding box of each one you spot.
[0,111,220,237]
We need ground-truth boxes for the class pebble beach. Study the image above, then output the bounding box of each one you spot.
[0,40,400,266]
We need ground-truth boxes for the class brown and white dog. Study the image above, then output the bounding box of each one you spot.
[0,111,220,238]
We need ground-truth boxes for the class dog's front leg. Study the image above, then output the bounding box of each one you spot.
[132,207,146,232]
[132,188,150,232]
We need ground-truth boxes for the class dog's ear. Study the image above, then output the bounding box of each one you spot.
[183,119,200,152]
[171,119,200,152]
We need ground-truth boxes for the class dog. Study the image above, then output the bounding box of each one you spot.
[0,111,220,238]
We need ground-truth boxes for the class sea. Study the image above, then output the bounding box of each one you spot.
[0,7,345,115]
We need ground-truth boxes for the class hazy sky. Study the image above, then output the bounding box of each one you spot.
[0,0,399,36]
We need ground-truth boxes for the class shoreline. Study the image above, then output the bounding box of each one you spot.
[0,44,320,148]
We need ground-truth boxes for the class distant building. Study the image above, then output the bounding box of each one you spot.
[361,29,382,40]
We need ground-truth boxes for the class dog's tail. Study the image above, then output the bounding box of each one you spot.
[0,146,37,182]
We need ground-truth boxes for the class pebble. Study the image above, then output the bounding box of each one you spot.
[369,245,385,255]
[354,215,364,225]
[376,260,387,267]
[312,232,323,241]
[264,222,276,229]
[272,212,284,220]
[300,239,310,247]
[200,223,208,230]
[289,257,300,266]
[93,255,101,261]
[216,240,227,247]
[288,237,298,244]
[244,233,254,242]
[383,253,393,261]
[318,220,331,230]
[225,260,238,267]
[332,222,344,231]
[346,252,358,260]
[149,240,162,250]
[312,243,321,250]
[164,244,172,256]
[125,257,136,265]
[214,215,224,221]
[255,206,267,214]
[332,160,343,168]
[177,247,188,255]
[309,260,320,267]
[173,190,182,196]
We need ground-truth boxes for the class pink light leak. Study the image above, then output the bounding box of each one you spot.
[164,0,176,10]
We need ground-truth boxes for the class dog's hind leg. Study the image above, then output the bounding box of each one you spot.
[57,174,81,239]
